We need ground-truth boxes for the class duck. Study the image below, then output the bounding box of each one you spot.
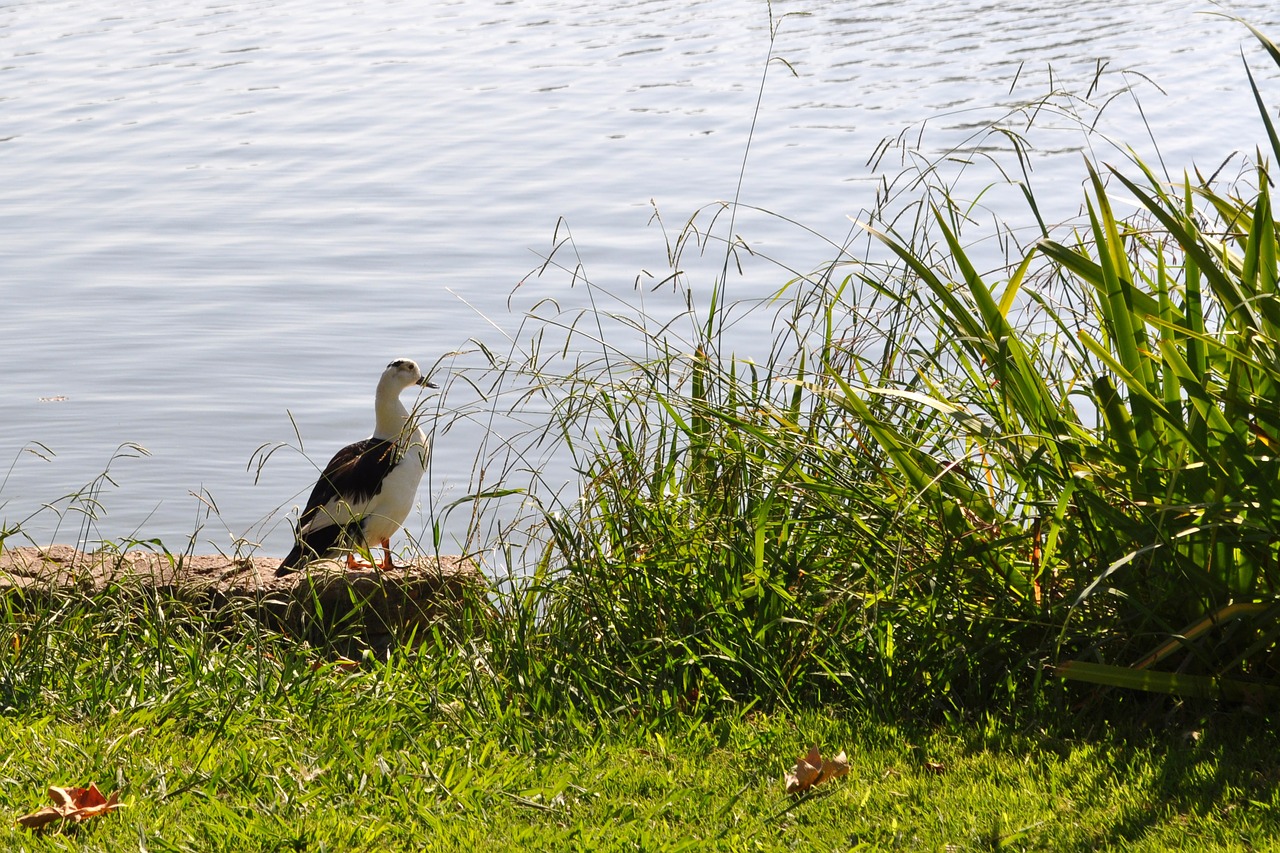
[276,358,436,576]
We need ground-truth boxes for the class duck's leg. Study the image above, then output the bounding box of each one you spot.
[342,522,376,569]
[379,538,395,571]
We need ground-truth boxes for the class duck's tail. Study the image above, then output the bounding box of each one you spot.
[275,523,349,577]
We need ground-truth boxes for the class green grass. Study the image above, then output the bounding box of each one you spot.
[0,595,1277,852]
[450,18,1280,721]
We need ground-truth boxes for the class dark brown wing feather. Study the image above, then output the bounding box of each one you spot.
[296,436,398,528]
[276,436,399,575]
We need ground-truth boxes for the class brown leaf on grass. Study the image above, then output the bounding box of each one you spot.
[785,746,850,794]
[814,750,849,786]
[61,783,120,821]
[16,783,120,830]
[785,745,822,793]
[15,806,63,831]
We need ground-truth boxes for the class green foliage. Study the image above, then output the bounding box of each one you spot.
[1,590,1278,851]
[473,22,1280,717]
[496,229,1058,717]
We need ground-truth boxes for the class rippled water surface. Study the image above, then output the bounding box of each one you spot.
[2,0,1277,555]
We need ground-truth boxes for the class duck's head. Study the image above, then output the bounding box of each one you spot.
[381,358,437,391]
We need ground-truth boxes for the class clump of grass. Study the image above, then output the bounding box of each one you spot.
[854,21,1280,700]
[487,250,1057,718]
[458,20,1280,722]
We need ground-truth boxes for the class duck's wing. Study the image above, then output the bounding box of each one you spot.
[296,436,399,535]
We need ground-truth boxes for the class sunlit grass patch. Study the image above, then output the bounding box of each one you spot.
[0,629,1277,853]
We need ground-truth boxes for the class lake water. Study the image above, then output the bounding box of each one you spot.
[2,0,1278,559]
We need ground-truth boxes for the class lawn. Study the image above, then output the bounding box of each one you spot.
[2,628,1276,852]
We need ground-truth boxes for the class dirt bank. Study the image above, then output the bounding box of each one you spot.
[0,545,485,650]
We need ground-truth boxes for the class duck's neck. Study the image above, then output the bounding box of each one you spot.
[372,380,412,440]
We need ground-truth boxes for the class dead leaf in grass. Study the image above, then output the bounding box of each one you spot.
[785,745,822,793]
[16,783,120,830]
[15,806,63,831]
[785,746,849,794]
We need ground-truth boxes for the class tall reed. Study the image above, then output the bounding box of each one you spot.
[470,21,1280,718]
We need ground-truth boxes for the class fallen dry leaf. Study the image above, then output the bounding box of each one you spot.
[815,750,849,786]
[16,782,120,830]
[15,806,63,831]
[785,746,849,794]
[785,745,822,793]
[63,784,119,821]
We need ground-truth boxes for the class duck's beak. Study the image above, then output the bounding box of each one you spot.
[417,376,438,389]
